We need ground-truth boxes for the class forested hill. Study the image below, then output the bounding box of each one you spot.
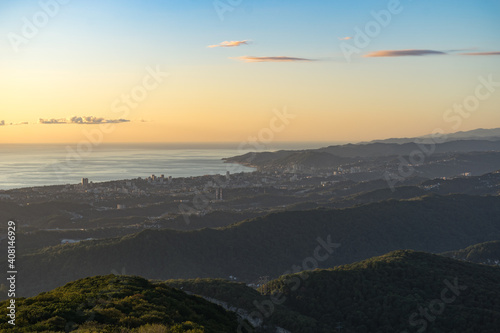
[0,275,239,332]
[441,240,500,265]
[5,250,500,332]
[223,139,500,168]
[12,194,500,297]
[262,250,500,332]
[165,250,500,332]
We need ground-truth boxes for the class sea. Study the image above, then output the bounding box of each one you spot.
[0,142,336,190]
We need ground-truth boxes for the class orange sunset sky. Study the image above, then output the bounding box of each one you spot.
[1,0,499,144]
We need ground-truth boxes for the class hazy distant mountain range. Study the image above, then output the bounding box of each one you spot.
[368,127,500,144]
[225,139,500,173]
[223,128,500,178]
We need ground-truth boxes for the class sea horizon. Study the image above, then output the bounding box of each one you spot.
[0,141,350,149]
[0,141,348,190]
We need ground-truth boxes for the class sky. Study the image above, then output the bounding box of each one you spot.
[0,0,499,144]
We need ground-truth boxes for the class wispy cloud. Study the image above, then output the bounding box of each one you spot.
[338,36,352,41]
[208,40,249,48]
[232,56,315,63]
[364,49,447,57]
[0,121,29,126]
[444,48,477,53]
[69,116,130,124]
[459,51,500,56]
[39,118,67,124]
[39,116,131,124]
[363,48,500,58]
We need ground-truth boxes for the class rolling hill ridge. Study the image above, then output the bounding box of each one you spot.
[11,194,500,297]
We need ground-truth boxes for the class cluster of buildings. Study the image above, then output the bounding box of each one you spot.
[215,188,224,201]
[82,178,89,187]
[147,174,173,184]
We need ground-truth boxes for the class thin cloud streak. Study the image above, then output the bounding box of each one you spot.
[364,49,447,57]
[460,51,500,56]
[232,56,315,63]
[39,119,67,124]
[0,121,28,126]
[208,40,249,48]
[39,116,131,125]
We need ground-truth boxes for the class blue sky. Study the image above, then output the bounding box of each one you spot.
[3,0,499,64]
